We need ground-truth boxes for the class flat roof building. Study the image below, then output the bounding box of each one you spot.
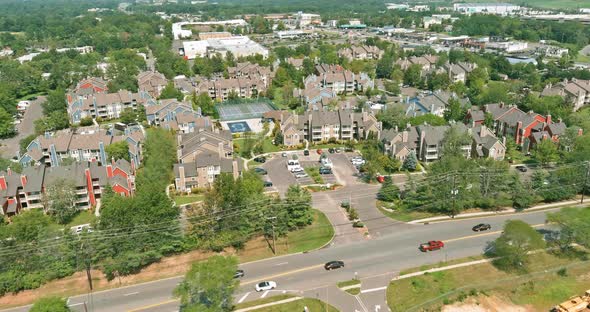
[181,36,269,60]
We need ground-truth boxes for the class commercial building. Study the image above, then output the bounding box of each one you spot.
[172,20,248,40]
[453,3,521,16]
[180,36,269,60]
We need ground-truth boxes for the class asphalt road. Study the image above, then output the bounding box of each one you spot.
[1,207,561,312]
[0,96,45,159]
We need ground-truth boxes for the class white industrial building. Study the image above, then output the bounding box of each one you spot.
[181,36,269,60]
[172,20,249,40]
[454,3,521,16]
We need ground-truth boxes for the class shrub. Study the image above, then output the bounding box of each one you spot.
[557,267,567,277]
[353,221,364,228]
[348,208,359,221]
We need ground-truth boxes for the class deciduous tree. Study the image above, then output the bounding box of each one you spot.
[42,178,78,224]
[491,220,545,271]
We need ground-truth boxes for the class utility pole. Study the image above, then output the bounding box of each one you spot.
[582,161,590,204]
[450,173,458,218]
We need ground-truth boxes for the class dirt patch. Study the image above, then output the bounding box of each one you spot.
[442,295,535,312]
[0,249,217,309]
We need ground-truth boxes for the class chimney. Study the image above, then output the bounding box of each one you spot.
[20,175,27,187]
[178,165,186,191]
[232,159,239,179]
[502,136,506,146]
[6,167,11,176]
[111,156,115,166]
[402,130,408,142]
[106,164,114,178]
[218,142,224,157]
[394,125,398,132]
[177,133,183,145]
[546,114,552,124]
[0,175,6,191]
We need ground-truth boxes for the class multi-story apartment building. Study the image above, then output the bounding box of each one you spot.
[137,71,168,98]
[279,110,382,147]
[338,45,383,61]
[19,126,143,168]
[67,90,153,124]
[196,77,268,101]
[0,160,135,216]
[145,99,210,134]
[227,62,274,87]
[541,79,590,111]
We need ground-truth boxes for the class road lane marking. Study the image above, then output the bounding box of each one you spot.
[124,292,139,296]
[126,299,179,312]
[444,223,544,243]
[360,286,387,294]
[240,264,324,285]
[355,295,368,312]
[275,262,288,266]
[261,290,269,298]
[238,292,250,303]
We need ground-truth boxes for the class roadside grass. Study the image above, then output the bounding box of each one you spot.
[398,255,485,275]
[234,294,294,309]
[337,279,360,288]
[345,288,360,295]
[66,211,97,227]
[377,200,437,222]
[172,194,204,206]
[576,53,590,64]
[305,167,324,184]
[387,251,590,312]
[237,209,334,262]
[236,297,338,312]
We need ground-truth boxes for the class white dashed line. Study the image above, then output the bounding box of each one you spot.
[238,292,251,303]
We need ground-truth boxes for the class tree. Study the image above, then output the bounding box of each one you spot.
[403,64,423,87]
[491,220,545,271]
[30,297,71,312]
[428,72,451,91]
[377,104,407,130]
[408,114,446,126]
[534,139,559,166]
[283,185,313,230]
[105,140,130,161]
[227,89,239,100]
[567,134,590,163]
[442,125,472,158]
[547,208,590,252]
[174,256,238,312]
[402,151,418,171]
[377,176,400,202]
[79,116,94,127]
[510,174,534,210]
[444,98,466,122]
[119,107,137,125]
[193,92,215,117]
[0,107,15,138]
[42,178,78,224]
[9,209,51,243]
[19,134,37,154]
[159,82,183,101]
[41,88,66,115]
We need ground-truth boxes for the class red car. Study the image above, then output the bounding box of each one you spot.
[317,149,323,155]
[376,175,385,183]
[419,241,445,252]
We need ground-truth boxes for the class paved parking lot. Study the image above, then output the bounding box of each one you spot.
[0,96,45,159]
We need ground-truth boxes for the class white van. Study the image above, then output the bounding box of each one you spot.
[287,159,301,172]
[321,157,333,168]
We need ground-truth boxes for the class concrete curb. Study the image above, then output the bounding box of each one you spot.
[234,296,303,312]
[407,199,580,224]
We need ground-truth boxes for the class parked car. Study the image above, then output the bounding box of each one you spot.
[328,148,335,153]
[317,149,323,155]
[319,167,332,174]
[516,165,528,172]
[281,152,287,157]
[335,147,342,153]
[291,167,304,173]
[351,158,365,166]
[321,157,333,168]
[472,223,491,232]
[254,167,267,175]
[255,281,276,292]
[419,241,445,252]
[324,260,345,270]
[287,160,301,171]
[303,149,310,156]
[254,156,266,163]
[376,175,385,183]
[263,181,273,187]
[294,172,308,178]
[234,269,245,278]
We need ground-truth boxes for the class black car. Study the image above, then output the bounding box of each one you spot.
[319,167,332,174]
[516,165,528,172]
[303,149,310,156]
[328,148,335,154]
[254,156,266,163]
[234,269,245,278]
[472,223,491,232]
[324,260,345,270]
[263,180,273,187]
[254,167,267,175]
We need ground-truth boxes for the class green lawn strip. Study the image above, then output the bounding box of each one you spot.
[398,255,485,275]
[173,194,205,206]
[234,294,294,309]
[66,211,97,227]
[376,200,437,222]
[305,167,324,184]
[260,138,280,153]
[345,288,360,295]
[387,251,590,312]
[240,297,339,312]
[337,279,361,288]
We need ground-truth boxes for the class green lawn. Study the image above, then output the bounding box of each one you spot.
[236,297,339,312]
[576,53,590,64]
[173,194,204,206]
[377,200,437,222]
[337,279,360,288]
[234,294,294,309]
[398,255,484,275]
[387,251,590,312]
[234,137,280,156]
[66,211,97,227]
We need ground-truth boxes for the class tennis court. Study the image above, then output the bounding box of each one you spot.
[216,101,275,121]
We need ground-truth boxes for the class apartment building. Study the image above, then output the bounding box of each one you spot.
[338,45,384,61]
[279,110,381,147]
[404,91,470,117]
[396,55,439,72]
[19,126,143,168]
[0,160,135,216]
[196,77,268,101]
[444,62,478,83]
[227,62,274,87]
[137,71,168,98]
[67,90,153,124]
[145,98,209,134]
[541,79,590,111]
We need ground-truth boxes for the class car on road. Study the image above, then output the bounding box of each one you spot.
[472,223,491,232]
[319,166,332,174]
[294,172,308,178]
[419,241,445,252]
[234,270,244,278]
[324,260,345,270]
[263,181,273,187]
[303,149,310,156]
[516,165,528,172]
[253,167,267,175]
[254,156,266,163]
[317,149,323,155]
[255,281,276,292]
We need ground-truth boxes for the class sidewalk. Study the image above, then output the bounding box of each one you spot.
[408,199,581,224]
[234,297,303,312]
[391,258,496,282]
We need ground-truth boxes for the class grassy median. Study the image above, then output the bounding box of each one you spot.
[235,296,339,312]
[387,251,590,312]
